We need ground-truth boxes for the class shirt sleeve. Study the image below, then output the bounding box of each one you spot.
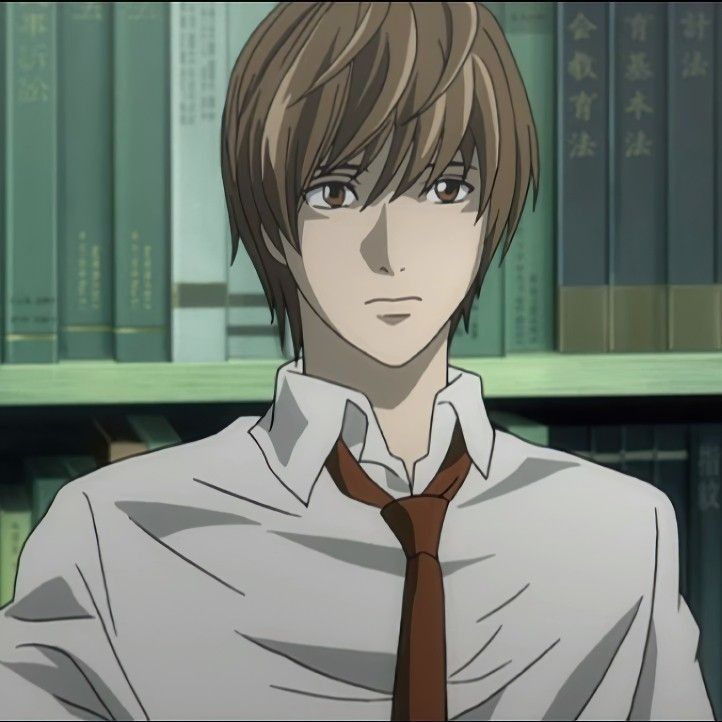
[0,483,146,721]
[629,492,715,720]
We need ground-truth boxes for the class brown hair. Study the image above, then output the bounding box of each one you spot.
[221,2,538,359]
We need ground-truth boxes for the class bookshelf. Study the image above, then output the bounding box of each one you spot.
[1,352,721,406]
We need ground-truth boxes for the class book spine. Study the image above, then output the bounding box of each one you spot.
[22,457,69,526]
[548,424,593,462]
[225,1,291,361]
[667,3,718,350]
[0,485,32,607]
[60,455,97,483]
[58,3,114,360]
[503,2,554,353]
[621,424,655,483]
[489,410,549,447]
[91,415,149,465]
[170,3,228,362]
[652,423,689,598]
[556,3,610,352]
[4,2,58,363]
[126,414,180,450]
[451,1,504,359]
[716,4,722,348]
[450,266,503,356]
[113,2,170,362]
[687,422,722,718]
[610,3,667,352]
[591,424,623,472]
[0,3,5,365]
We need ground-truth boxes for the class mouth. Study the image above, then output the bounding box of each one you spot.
[364,295,422,305]
[376,313,412,326]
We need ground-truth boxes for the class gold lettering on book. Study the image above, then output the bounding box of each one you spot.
[567,51,597,81]
[625,52,653,81]
[624,130,653,158]
[569,131,597,158]
[680,11,711,41]
[570,90,597,122]
[625,12,653,43]
[567,12,596,41]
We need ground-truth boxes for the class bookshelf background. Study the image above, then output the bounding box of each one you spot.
[0,1,721,720]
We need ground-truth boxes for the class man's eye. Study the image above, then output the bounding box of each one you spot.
[425,178,474,204]
[304,182,357,209]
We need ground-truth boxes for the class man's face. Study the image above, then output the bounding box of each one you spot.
[280,143,487,367]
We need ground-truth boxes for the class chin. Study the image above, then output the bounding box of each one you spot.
[357,332,436,368]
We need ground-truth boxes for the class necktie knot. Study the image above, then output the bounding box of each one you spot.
[380,495,450,559]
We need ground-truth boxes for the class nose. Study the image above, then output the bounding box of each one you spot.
[360,203,407,275]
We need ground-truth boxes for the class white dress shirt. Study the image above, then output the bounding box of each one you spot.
[0,358,714,720]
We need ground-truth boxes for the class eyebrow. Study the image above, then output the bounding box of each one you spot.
[429,160,478,172]
[312,159,478,179]
[313,163,363,178]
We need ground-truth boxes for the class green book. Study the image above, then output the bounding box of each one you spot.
[489,410,550,447]
[609,3,667,352]
[450,1,505,359]
[225,2,292,360]
[4,2,58,363]
[170,2,228,362]
[503,2,555,353]
[0,3,6,365]
[667,3,719,351]
[126,414,181,451]
[113,2,170,361]
[23,455,96,526]
[687,422,722,718]
[0,484,32,607]
[556,2,610,353]
[58,3,113,359]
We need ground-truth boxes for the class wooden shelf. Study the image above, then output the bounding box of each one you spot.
[0,352,721,406]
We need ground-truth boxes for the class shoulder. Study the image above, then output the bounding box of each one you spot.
[490,428,673,542]
[487,429,677,603]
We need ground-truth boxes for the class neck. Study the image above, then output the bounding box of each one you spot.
[299,294,450,480]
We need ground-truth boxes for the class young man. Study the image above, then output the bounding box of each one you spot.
[0,3,713,720]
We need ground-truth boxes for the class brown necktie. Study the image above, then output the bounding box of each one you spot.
[324,421,473,722]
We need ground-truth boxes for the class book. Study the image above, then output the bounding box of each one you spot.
[667,3,719,350]
[687,422,722,718]
[610,3,667,352]
[58,3,113,360]
[450,1,504,359]
[621,424,655,483]
[556,2,610,352]
[451,226,505,358]
[4,2,58,363]
[170,3,229,362]
[225,2,291,360]
[22,454,96,526]
[0,3,5,365]
[652,423,689,597]
[548,424,593,462]
[113,2,170,361]
[126,414,181,451]
[0,482,32,608]
[90,414,180,466]
[591,424,623,472]
[489,410,549,447]
[503,2,555,354]
[714,4,722,350]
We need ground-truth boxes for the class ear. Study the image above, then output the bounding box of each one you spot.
[261,227,288,267]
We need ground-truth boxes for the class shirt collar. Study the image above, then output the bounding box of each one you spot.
[249,357,496,506]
